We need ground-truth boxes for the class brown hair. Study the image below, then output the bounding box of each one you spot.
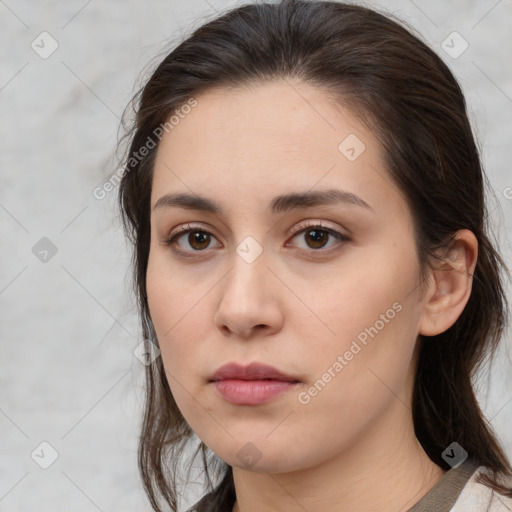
[117,1,512,510]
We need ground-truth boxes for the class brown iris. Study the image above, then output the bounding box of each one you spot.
[188,231,211,250]
[304,228,329,249]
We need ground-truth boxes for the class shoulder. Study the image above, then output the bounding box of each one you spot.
[451,465,512,512]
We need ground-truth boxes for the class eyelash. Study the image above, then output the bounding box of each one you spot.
[164,221,351,257]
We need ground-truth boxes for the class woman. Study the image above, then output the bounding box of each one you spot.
[117,1,512,510]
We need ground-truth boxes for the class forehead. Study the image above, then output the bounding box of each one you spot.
[157,79,371,158]
[151,79,402,217]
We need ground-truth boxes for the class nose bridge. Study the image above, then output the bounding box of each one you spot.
[224,243,269,310]
[214,244,282,337]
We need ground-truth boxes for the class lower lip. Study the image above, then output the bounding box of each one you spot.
[213,379,298,405]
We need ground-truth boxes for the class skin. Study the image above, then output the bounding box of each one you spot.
[146,79,478,512]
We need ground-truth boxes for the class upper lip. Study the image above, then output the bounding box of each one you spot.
[210,362,300,382]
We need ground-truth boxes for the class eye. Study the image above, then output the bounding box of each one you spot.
[165,223,221,253]
[164,221,350,256]
[287,221,350,252]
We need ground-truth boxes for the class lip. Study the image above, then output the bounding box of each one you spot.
[210,362,300,405]
[210,362,299,382]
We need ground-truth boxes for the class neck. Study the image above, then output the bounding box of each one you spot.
[231,399,445,512]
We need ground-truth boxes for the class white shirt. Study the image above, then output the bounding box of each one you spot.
[450,465,512,511]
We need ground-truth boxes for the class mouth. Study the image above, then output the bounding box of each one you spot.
[209,362,301,405]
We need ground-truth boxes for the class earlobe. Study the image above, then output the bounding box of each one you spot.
[418,230,478,337]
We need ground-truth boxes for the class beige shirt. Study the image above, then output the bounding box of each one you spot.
[446,465,512,511]
[408,458,512,511]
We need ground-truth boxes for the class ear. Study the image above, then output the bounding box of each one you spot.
[418,229,478,337]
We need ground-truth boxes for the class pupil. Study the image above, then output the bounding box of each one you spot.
[190,232,209,249]
[308,229,327,248]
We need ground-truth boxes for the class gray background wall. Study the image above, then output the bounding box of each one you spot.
[1,1,511,511]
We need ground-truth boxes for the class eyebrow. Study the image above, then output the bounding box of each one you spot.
[152,188,373,214]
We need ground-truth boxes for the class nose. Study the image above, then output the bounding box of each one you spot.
[214,252,284,339]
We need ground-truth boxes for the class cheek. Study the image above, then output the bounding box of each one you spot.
[297,244,421,395]
[146,256,202,371]
[146,253,220,417]
[310,248,416,336]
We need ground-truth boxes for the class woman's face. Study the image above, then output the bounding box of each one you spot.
[147,79,428,472]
